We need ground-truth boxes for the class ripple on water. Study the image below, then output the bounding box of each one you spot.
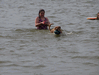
[21,64,46,69]
[0,0,99,75]
[0,61,11,64]
[83,62,98,66]
[71,55,99,60]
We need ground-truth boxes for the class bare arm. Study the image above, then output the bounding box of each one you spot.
[35,17,51,27]
[35,17,44,27]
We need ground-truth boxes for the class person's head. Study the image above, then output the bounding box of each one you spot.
[97,12,99,19]
[38,9,45,18]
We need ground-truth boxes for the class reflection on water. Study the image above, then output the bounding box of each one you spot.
[0,0,99,75]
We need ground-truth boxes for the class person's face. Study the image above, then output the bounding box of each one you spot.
[39,11,45,17]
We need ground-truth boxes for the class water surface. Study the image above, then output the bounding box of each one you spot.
[0,0,99,75]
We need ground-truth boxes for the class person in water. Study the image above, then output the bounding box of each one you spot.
[87,12,99,20]
[35,9,50,29]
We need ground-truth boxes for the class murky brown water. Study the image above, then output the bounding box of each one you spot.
[0,0,99,75]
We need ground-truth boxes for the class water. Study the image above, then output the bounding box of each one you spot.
[0,0,99,75]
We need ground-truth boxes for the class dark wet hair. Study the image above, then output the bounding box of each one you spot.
[97,12,99,19]
[38,9,45,18]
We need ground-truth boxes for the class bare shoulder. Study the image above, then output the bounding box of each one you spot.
[35,17,40,22]
[35,17,39,20]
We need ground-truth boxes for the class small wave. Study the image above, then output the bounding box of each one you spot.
[67,23,75,25]
[33,64,46,69]
[51,55,58,58]
[67,32,73,35]
[15,28,37,32]
[21,64,46,69]
[1,63,19,67]
[30,3,34,5]
[18,6,25,8]
[15,28,49,33]
[71,56,99,59]
[63,30,84,35]
[0,61,11,64]
[83,62,98,66]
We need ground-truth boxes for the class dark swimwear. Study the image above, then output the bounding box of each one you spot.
[37,17,48,29]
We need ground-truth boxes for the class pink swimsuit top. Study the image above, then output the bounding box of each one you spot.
[37,17,48,29]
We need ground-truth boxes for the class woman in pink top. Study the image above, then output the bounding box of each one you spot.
[35,9,50,29]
